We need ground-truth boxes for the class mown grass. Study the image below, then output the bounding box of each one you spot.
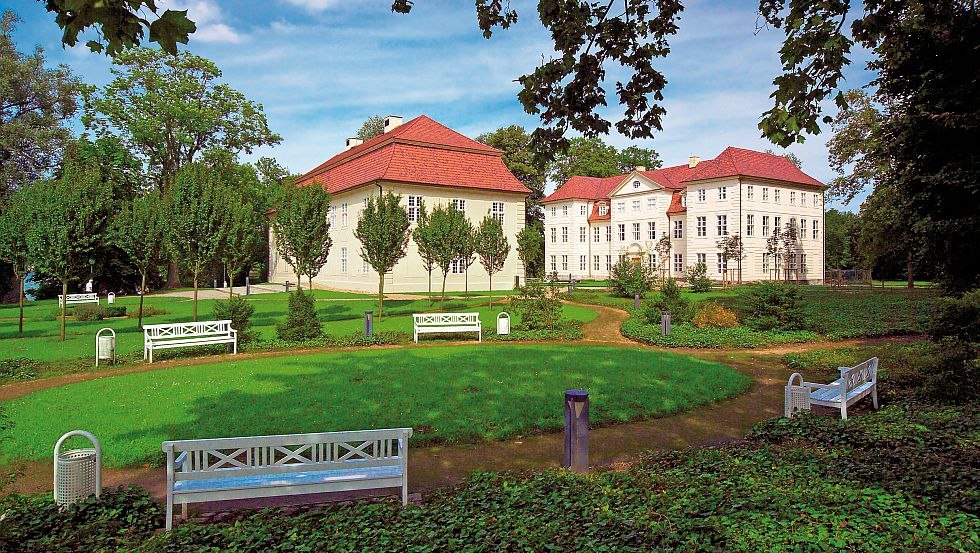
[0,345,748,467]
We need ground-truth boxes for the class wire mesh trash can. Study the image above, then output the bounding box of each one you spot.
[54,430,102,506]
[497,312,511,335]
[95,328,115,367]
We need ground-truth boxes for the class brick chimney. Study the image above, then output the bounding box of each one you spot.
[383,115,403,133]
[635,165,646,172]
[688,155,701,168]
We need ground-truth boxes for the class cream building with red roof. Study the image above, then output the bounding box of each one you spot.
[269,115,530,292]
[542,147,827,283]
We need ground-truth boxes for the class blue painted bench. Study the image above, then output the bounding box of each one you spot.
[785,357,879,420]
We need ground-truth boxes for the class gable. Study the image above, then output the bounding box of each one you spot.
[609,173,664,197]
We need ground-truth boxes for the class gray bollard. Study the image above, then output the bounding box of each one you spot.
[562,390,589,473]
[245,276,251,296]
[284,281,292,293]
[634,292,641,309]
[213,279,217,289]
[364,310,373,337]
[661,311,671,335]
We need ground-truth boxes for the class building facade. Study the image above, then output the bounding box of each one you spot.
[542,147,826,283]
[269,115,530,293]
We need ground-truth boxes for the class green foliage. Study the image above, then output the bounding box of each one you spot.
[110,191,166,328]
[924,291,979,403]
[609,257,653,298]
[0,486,163,552]
[547,136,620,184]
[419,203,471,305]
[624,318,816,348]
[0,182,36,333]
[644,278,692,324]
[473,215,510,306]
[476,125,547,224]
[687,261,711,293]
[354,115,385,141]
[485,322,584,342]
[791,287,936,339]
[218,190,261,295]
[271,180,332,287]
[276,290,322,342]
[0,358,40,381]
[212,296,256,345]
[616,145,662,172]
[125,305,167,319]
[516,221,544,279]
[355,192,410,317]
[739,282,806,331]
[823,208,860,269]
[73,304,127,321]
[510,280,564,330]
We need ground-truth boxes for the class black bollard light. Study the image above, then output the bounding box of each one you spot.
[562,389,589,473]
[661,311,671,335]
[245,276,251,296]
[364,310,374,337]
[634,292,641,309]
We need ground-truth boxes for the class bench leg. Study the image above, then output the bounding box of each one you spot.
[872,385,879,410]
[402,479,408,506]
[166,493,173,531]
[840,402,848,420]
[182,502,188,521]
[478,329,482,342]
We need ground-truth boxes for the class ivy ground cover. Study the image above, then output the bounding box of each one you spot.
[0,345,748,467]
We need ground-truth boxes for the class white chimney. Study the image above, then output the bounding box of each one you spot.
[688,155,701,168]
[383,115,403,133]
[345,137,363,150]
[635,165,646,173]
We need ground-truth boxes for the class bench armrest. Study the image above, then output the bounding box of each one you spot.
[174,451,187,470]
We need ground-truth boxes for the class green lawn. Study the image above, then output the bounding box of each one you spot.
[0,345,749,467]
[0,291,596,366]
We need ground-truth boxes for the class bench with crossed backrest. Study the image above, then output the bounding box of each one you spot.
[161,428,413,530]
[143,320,237,363]
[58,293,99,308]
[412,312,481,343]
[785,357,879,420]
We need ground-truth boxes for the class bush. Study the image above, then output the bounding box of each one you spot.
[0,358,40,380]
[624,318,816,348]
[104,305,127,318]
[687,261,712,293]
[72,304,104,321]
[643,277,692,324]
[511,280,564,330]
[692,302,738,329]
[740,282,805,331]
[212,296,257,344]
[276,290,323,341]
[127,305,168,319]
[609,258,654,298]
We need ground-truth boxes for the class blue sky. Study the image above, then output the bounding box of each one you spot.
[7,0,874,210]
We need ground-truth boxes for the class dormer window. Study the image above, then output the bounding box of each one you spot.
[632,180,641,189]
[598,203,608,216]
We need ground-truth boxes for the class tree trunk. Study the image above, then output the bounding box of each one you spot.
[60,280,67,342]
[906,250,914,289]
[441,271,448,309]
[138,272,147,330]
[488,271,493,310]
[308,275,312,291]
[229,272,235,302]
[193,271,199,321]
[378,273,385,319]
[15,271,24,334]
[166,261,180,289]
[465,266,469,297]
[427,268,432,304]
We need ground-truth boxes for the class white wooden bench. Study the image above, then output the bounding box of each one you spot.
[143,320,237,363]
[161,428,413,530]
[58,293,99,308]
[785,357,879,420]
[413,312,481,343]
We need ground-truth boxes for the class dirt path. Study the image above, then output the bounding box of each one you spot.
[572,302,631,343]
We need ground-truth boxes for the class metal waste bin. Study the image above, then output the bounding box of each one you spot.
[497,312,511,335]
[54,430,102,506]
[95,328,115,367]
[107,292,115,304]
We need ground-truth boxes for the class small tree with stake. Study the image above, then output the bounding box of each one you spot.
[654,234,672,282]
[220,195,261,301]
[0,188,36,334]
[355,191,410,319]
[458,218,476,297]
[411,203,436,302]
[110,191,166,329]
[474,214,510,309]
[425,203,471,308]
[270,180,332,290]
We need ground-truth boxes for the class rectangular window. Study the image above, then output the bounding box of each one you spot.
[716,253,727,274]
[632,200,640,212]
[580,226,586,243]
[452,198,466,212]
[632,223,640,240]
[341,247,348,273]
[606,226,611,241]
[407,195,423,222]
[762,187,769,202]
[647,197,656,210]
[791,191,797,205]
[580,205,587,215]
[813,193,820,208]
[698,188,706,202]
[451,257,466,274]
[762,215,770,236]
[747,185,754,200]
[617,224,625,241]
[800,219,807,239]
[647,221,656,240]
[551,255,556,272]
[673,253,683,274]
[579,256,586,271]
[673,220,683,239]
[800,254,807,272]
[696,216,706,237]
[562,205,568,216]
[550,206,556,217]
[746,214,755,236]
[648,253,656,269]
[718,186,727,200]
[774,189,781,203]
[593,255,600,271]
[812,220,819,240]
[330,205,337,226]
[341,203,348,227]
[605,255,611,270]
[717,214,728,236]
[593,227,600,243]
[697,253,706,265]
[616,202,625,214]
[550,227,556,243]
[561,255,568,271]
[491,201,505,223]
[562,227,568,243]
[362,257,370,274]
[774,216,782,233]
[762,253,770,272]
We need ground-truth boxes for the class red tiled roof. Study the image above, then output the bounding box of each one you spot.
[295,116,529,195]
[666,191,687,215]
[542,175,623,203]
[587,202,610,222]
[683,147,824,187]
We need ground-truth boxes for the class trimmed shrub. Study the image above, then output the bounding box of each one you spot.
[127,305,168,319]
[212,296,257,344]
[687,261,712,293]
[740,281,805,331]
[644,278,692,324]
[609,257,654,298]
[511,279,564,330]
[104,306,127,318]
[276,290,323,342]
[692,302,738,329]
[73,304,105,321]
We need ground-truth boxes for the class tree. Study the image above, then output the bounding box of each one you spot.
[82,48,281,191]
[0,187,35,333]
[654,234,672,281]
[616,146,662,173]
[220,196,261,301]
[824,209,859,270]
[826,89,887,203]
[547,137,620,185]
[763,148,803,170]
[516,222,544,280]
[110,192,166,329]
[355,115,386,141]
[411,202,436,299]
[425,203,471,308]
[271,180,332,290]
[355,191,411,318]
[473,215,510,309]
[856,185,916,286]
[716,234,745,284]
[39,1,195,55]
[164,162,228,321]
[458,218,477,297]
[477,125,548,225]
[27,152,113,341]
[0,12,82,198]
[765,228,783,281]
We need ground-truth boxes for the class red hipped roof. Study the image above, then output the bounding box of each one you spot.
[295,115,529,196]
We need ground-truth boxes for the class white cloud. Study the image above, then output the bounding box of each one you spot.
[163,0,244,43]
[281,0,343,12]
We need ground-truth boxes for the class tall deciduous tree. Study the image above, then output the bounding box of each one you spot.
[355,191,411,318]
[271,181,332,291]
[548,137,620,185]
[355,115,386,141]
[474,215,510,309]
[424,204,471,308]
[110,192,166,329]
[0,11,82,198]
[763,149,804,170]
[220,196,261,301]
[0,187,35,333]
[824,208,859,270]
[516,222,544,280]
[458,218,477,297]
[477,125,547,225]
[411,202,436,299]
[164,162,228,321]
[616,146,662,173]
[28,152,113,341]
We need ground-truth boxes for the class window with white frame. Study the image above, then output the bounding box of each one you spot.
[788,253,797,270]
[562,205,568,216]
[632,200,640,212]
[617,224,625,241]
[593,227,600,242]
[562,226,568,243]
[605,255,611,270]
[681,195,687,208]
[790,217,797,234]
[580,226,586,242]
[606,226,611,241]
[762,252,770,272]
[618,254,626,263]
[579,256,586,271]
[698,188,706,202]
[716,253,727,274]
[673,220,683,238]
[452,198,466,212]
[762,187,770,202]
[647,197,656,210]
[616,202,625,214]
[774,216,782,233]
[774,189,781,203]
[632,180,641,189]
[813,193,820,207]
[697,253,706,266]
[550,227,556,243]
[561,255,568,271]
[550,206,556,217]
[580,205,587,215]
[451,257,466,274]
[747,185,754,200]
[648,253,656,269]
[812,220,819,240]
[551,255,556,272]
[718,186,727,200]
[362,257,370,274]
[696,216,706,237]
[491,201,505,223]
[341,247,348,273]
[593,255,600,271]
[647,221,656,239]
[746,214,755,236]
[800,254,807,272]
[762,215,770,236]
[673,253,683,274]
[800,219,807,239]
[407,195,422,222]
[341,203,348,227]
[330,205,336,226]
[790,191,796,205]
[599,204,608,216]
[632,223,640,240]
[717,214,728,236]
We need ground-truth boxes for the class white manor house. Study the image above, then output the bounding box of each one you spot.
[542,147,827,283]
